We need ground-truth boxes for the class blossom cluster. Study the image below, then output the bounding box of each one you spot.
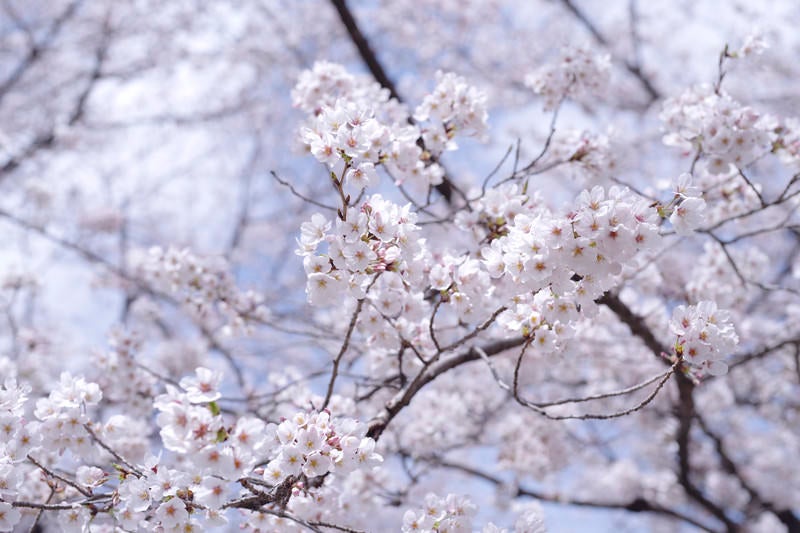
[154,367,230,453]
[548,128,619,183]
[113,460,228,531]
[402,493,478,532]
[300,102,394,194]
[265,410,382,483]
[247,468,388,531]
[92,330,156,416]
[0,378,37,466]
[298,194,422,307]
[299,181,669,373]
[0,379,34,532]
[484,185,662,335]
[139,246,268,333]
[296,62,487,193]
[34,372,103,457]
[664,173,707,235]
[291,60,398,118]
[669,301,738,377]
[414,70,489,147]
[0,374,104,531]
[776,117,800,166]
[687,167,762,225]
[660,85,775,174]
[525,45,611,110]
[0,363,385,532]
[496,412,568,478]
[687,242,768,308]
[402,493,546,533]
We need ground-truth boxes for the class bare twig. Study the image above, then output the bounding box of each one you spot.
[321,299,366,409]
[321,274,380,409]
[83,423,143,477]
[270,170,337,212]
[27,455,92,497]
[0,0,81,105]
[483,343,679,421]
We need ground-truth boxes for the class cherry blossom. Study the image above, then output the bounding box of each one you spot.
[0,2,798,532]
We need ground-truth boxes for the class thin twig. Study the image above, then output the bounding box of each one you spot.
[480,345,680,420]
[560,0,660,103]
[270,170,337,211]
[27,486,55,533]
[27,455,92,497]
[83,423,143,477]
[321,275,379,409]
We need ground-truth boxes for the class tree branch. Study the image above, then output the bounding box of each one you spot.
[559,0,660,104]
[427,457,720,533]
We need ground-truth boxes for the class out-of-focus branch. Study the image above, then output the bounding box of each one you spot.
[597,292,743,531]
[0,208,248,389]
[560,0,660,104]
[67,9,112,127]
[1,4,110,176]
[0,0,82,105]
[674,378,738,532]
[427,457,719,533]
[228,135,262,253]
[696,412,800,530]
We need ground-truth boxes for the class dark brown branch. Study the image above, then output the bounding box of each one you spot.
[674,378,738,532]
[222,475,295,511]
[597,292,739,531]
[696,413,800,531]
[329,0,401,102]
[367,337,526,440]
[0,0,81,105]
[597,293,667,358]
